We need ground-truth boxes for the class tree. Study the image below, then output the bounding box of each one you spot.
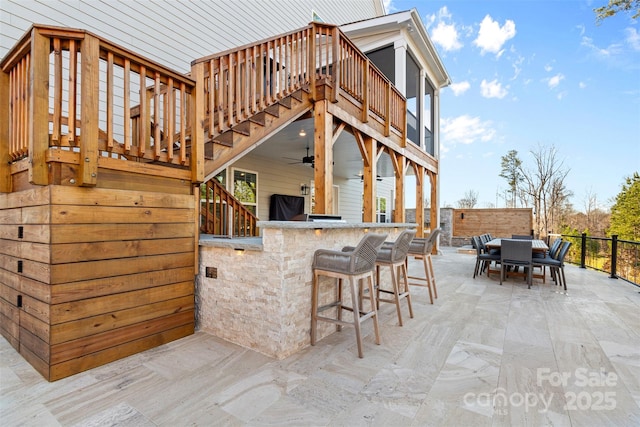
[499,150,523,208]
[457,190,478,209]
[609,172,640,240]
[595,0,640,22]
[518,144,572,238]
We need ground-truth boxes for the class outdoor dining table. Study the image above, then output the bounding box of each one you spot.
[484,238,550,282]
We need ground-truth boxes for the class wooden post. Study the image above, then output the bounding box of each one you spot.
[429,171,438,253]
[415,165,425,237]
[393,153,405,223]
[361,59,369,123]
[29,28,50,185]
[361,134,376,222]
[78,34,99,186]
[308,25,317,102]
[330,26,339,103]
[313,100,333,214]
[0,68,9,192]
[191,62,205,184]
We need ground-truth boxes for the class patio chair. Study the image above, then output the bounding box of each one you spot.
[500,239,533,288]
[533,241,572,291]
[372,229,416,326]
[473,235,500,279]
[406,228,441,304]
[311,233,387,358]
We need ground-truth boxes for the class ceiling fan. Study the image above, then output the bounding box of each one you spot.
[284,145,314,167]
[354,172,383,181]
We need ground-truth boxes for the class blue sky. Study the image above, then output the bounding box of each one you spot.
[387,0,640,210]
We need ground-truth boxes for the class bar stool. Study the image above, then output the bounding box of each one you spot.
[406,228,441,304]
[311,233,388,358]
[373,229,416,326]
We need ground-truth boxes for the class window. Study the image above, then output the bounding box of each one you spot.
[377,197,387,223]
[232,168,257,215]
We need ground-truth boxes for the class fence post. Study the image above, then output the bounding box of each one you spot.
[610,235,618,279]
[580,233,587,269]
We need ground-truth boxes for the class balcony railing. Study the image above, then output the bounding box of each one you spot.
[1,25,201,190]
[200,178,258,237]
[560,233,640,286]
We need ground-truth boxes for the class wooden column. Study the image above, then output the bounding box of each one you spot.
[191,62,205,184]
[0,68,9,192]
[389,151,405,223]
[429,170,438,253]
[357,132,376,222]
[29,28,50,185]
[415,164,425,237]
[78,34,99,186]
[313,100,333,214]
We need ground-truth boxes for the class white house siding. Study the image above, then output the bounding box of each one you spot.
[1,0,384,73]
[224,153,393,223]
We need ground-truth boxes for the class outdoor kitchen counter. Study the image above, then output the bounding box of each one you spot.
[197,222,417,359]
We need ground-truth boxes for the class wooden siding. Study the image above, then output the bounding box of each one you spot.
[1,0,383,73]
[453,208,533,239]
[0,186,196,381]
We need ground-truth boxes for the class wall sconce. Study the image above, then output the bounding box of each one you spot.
[461,213,465,219]
[234,248,245,254]
[299,129,306,137]
[300,183,310,195]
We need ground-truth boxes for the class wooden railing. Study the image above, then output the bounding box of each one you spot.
[191,22,406,144]
[200,179,258,237]
[0,25,202,190]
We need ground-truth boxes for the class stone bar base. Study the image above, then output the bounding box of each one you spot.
[197,222,415,359]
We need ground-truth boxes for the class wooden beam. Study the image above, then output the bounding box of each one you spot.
[313,100,333,214]
[78,34,99,186]
[429,171,438,252]
[415,164,425,237]
[362,135,376,222]
[0,65,9,192]
[191,62,205,183]
[389,151,405,223]
[29,28,50,185]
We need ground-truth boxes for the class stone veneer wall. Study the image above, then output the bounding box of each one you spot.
[197,224,408,359]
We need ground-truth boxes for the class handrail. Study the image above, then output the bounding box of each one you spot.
[560,233,639,286]
[191,22,406,144]
[200,179,258,237]
[1,24,201,187]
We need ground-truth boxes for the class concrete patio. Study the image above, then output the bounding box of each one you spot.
[1,247,639,426]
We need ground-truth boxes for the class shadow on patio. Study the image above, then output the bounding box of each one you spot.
[1,248,639,426]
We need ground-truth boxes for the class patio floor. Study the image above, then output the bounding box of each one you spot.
[2,247,639,426]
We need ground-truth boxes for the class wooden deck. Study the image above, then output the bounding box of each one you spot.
[2,249,639,425]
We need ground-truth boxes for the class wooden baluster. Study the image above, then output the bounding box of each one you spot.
[68,40,77,146]
[139,65,147,157]
[52,38,62,145]
[123,59,131,152]
[154,72,161,160]
[180,82,186,164]
[106,52,114,150]
[167,77,174,161]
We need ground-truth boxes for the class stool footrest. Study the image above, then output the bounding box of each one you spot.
[317,301,342,313]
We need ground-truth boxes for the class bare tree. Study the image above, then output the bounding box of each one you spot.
[457,190,479,209]
[518,144,571,238]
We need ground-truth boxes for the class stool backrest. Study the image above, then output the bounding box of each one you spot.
[386,229,417,263]
[408,228,441,255]
[352,233,388,274]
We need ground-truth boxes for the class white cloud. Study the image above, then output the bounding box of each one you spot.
[382,0,396,13]
[511,55,524,80]
[480,79,508,99]
[581,36,623,57]
[427,7,463,52]
[576,24,585,36]
[547,73,565,88]
[579,81,587,89]
[557,91,568,100]
[440,115,496,151]
[625,27,640,51]
[449,81,470,95]
[544,64,553,72]
[473,15,516,56]
[431,21,463,51]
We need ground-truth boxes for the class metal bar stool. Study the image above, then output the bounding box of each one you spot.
[406,228,441,304]
[311,233,388,358]
[373,229,416,326]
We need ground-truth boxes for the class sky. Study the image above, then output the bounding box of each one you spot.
[386,0,640,211]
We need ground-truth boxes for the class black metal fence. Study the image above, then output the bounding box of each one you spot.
[559,233,640,286]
